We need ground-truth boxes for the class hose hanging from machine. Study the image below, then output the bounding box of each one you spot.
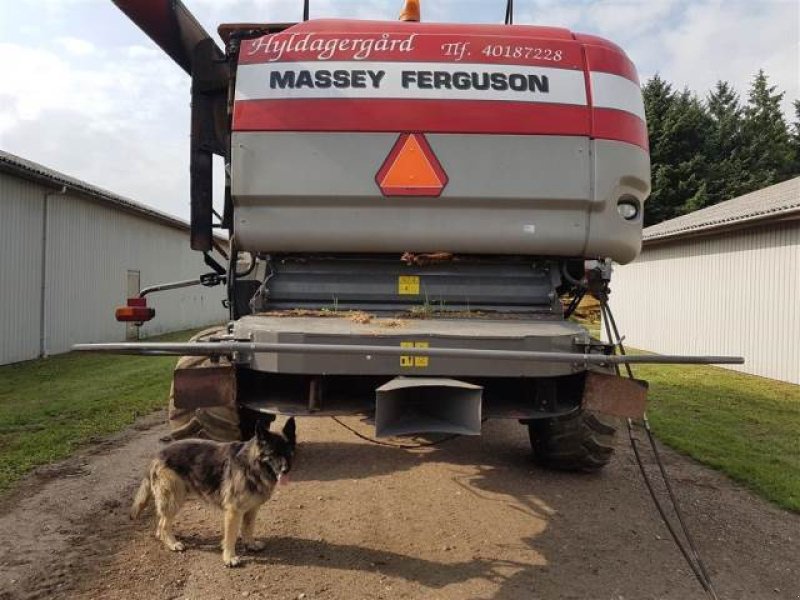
[599,300,721,600]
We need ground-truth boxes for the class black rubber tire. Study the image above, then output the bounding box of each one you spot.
[527,410,618,472]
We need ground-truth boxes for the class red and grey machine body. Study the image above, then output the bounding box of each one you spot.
[231,20,650,264]
[94,3,712,444]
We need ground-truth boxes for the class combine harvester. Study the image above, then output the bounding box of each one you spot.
[80,2,742,474]
[78,0,743,473]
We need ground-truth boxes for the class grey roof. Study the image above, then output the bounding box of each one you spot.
[0,149,193,233]
[644,177,800,243]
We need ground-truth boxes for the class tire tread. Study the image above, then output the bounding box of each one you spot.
[528,410,617,472]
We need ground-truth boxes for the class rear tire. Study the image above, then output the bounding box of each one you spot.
[527,410,617,472]
[166,326,241,442]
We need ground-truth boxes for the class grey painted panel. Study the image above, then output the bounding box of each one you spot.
[585,139,651,264]
[235,199,588,254]
[234,315,586,377]
[232,133,590,199]
[429,134,591,200]
[231,132,589,256]
[231,132,648,262]
[0,175,44,364]
[610,222,800,384]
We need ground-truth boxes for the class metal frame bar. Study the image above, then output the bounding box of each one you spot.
[139,278,204,297]
[73,341,743,365]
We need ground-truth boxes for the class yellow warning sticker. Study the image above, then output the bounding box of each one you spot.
[400,341,414,367]
[398,275,420,295]
[413,341,429,367]
[400,341,429,368]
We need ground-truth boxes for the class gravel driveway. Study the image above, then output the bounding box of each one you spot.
[0,413,797,600]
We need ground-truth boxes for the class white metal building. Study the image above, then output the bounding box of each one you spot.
[610,177,800,384]
[0,150,226,365]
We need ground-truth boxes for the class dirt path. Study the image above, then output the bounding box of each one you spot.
[0,414,798,600]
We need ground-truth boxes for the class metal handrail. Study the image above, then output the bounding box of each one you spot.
[73,341,744,365]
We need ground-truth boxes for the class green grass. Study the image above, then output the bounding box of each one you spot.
[0,328,206,494]
[634,361,800,513]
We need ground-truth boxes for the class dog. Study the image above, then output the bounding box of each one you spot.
[131,417,296,567]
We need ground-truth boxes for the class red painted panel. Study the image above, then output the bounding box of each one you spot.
[233,99,591,136]
[578,35,639,83]
[239,19,584,69]
[593,108,649,150]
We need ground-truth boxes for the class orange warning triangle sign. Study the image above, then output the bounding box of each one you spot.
[376,134,448,197]
[381,135,441,188]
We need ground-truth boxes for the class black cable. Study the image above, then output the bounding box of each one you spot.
[601,301,633,379]
[599,302,621,377]
[560,261,585,287]
[602,299,720,599]
[607,296,718,590]
[563,289,586,320]
[303,0,309,21]
[504,0,513,24]
[331,416,466,448]
[643,417,719,599]
[627,419,716,597]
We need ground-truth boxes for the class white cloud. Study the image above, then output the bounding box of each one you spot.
[517,0,584,28]
[56,36,96,56]
[2,109,188,212]
[0,39,191,217]
[659,0,798,114]
[519,0,798,116]
[0,42,184,124]
[584,0,681,34]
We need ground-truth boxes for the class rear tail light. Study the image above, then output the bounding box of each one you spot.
[115,297,155,323]
[616,195,640,220]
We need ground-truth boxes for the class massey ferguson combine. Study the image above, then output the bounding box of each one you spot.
[79,0,742,472]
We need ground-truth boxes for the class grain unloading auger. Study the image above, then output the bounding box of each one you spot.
[78,0,743,469]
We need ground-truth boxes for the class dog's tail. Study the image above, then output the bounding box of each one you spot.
[130,475,152,520]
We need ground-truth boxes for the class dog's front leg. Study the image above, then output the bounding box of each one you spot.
[222,508,243,567]
[241,507,266,552]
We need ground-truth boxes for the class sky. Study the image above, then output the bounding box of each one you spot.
[0,0,797,221]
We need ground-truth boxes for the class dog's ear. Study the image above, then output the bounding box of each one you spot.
[255,417,271,442]
[282,417,296,446]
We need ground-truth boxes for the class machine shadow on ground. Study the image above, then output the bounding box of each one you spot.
[267,417,605,599]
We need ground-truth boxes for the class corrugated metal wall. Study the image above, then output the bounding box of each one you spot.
[0,176,45,363]
[0,171,226,365]
[610,222,800,384]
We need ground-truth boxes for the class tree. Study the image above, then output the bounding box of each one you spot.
[642,75,678,225]
[791,99,800,175]
[642,81,713,225]
[705,81,752,204]
[641,71,798,227]
[642,74,674,144]
[740,70,794,187]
